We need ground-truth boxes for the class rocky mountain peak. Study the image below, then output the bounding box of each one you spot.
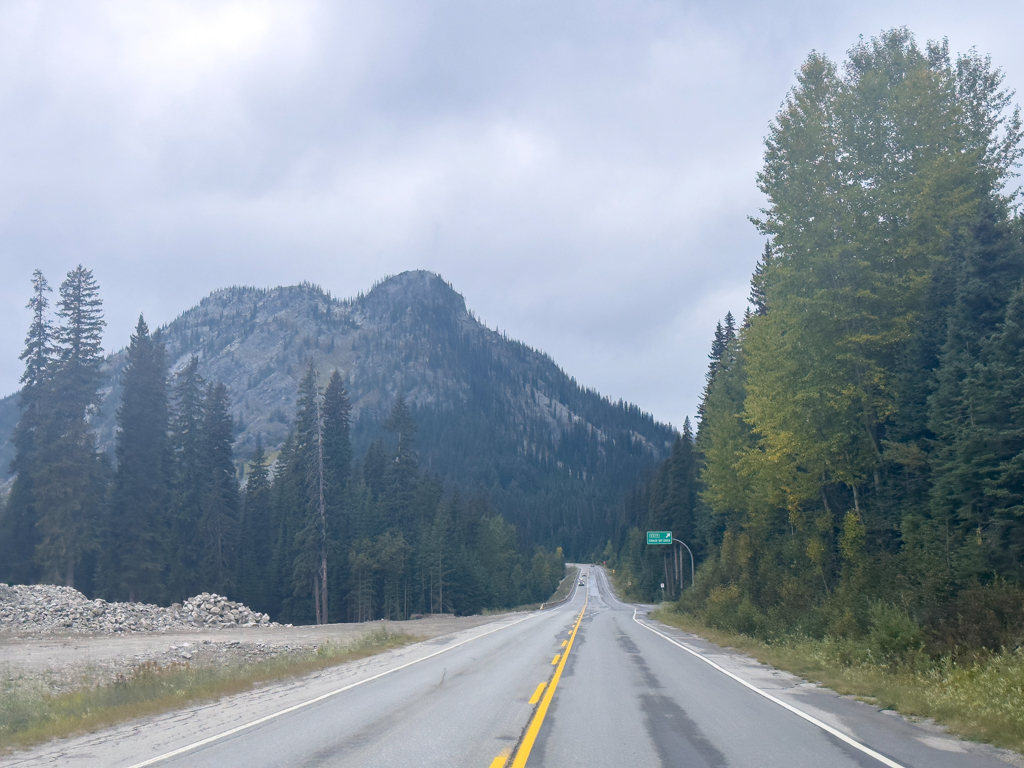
[0,271,675,554]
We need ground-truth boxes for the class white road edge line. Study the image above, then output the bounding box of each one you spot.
[631,609,907,768]
[125,612,542,768]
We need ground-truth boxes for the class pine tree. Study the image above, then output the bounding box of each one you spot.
[323,370,352,492]
[928,209,1024,583]
[102,316,170,602]
[988,286,1024,573]
[749,243,772,316]
[288,365,328,622]
[362,439,387,503]
[322,370,352,620]
[696,314,736,429]
[198,382,240,595]
[34,266,107,588]
[237,438,272,611]
[0,271,53,584]
[382,394,419,532]
[169,356,206,598]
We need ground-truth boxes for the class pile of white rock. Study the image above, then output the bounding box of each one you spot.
[0,583,277,634]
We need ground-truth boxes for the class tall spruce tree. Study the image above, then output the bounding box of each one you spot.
[237,438,272,611]
[323,370,352,494]
[322,370,352,620]
[289,365,327,621]
[0,271,53,584]
[382,394,418,532]
[198,382,240,595]
[102,317,170,602]
[169,356,206,598]
[34,266,106,588]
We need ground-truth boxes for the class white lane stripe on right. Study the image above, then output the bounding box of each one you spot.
[125,611,546,768]
[632,610,906,768]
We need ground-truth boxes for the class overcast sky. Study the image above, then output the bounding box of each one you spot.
[1,1,1021,430]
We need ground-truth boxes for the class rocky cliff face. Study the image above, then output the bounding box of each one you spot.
[0,271,675,553]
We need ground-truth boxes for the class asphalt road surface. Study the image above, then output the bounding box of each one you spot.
[4,567,1018,767]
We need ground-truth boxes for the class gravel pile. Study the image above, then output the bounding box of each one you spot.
[0,583,278,634]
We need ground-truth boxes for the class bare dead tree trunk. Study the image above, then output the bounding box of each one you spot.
[313,575,322,625]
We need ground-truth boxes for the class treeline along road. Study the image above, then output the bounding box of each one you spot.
[5,567,1013,767]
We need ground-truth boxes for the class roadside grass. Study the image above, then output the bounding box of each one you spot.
[544,566,581,606]
[480,565,581,615]
[651,606,1024,754]
[0,627,416,755]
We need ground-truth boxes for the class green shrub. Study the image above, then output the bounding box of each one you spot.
[869,602,924,668]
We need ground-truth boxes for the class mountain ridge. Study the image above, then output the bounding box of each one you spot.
[0,270,675,555]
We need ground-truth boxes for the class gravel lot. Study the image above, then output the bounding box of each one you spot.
[0,615,500,694]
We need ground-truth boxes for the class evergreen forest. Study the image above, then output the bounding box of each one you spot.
[0,272,565,622]
[613,29,1024,657]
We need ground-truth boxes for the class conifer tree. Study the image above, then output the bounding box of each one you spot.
[237,438,272,611]
[323,370,352,493]
[102,317,170,602]
[362,440,387,503]
[382,394,418,531]
[749,243,772,316]
[0,271,53,584]
[169,357,206,598]
[34,266,106,588]
[988,286,1024,573]
[198,382,240,595]
[927,209,1024,583]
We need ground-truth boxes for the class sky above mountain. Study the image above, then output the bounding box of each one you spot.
[1,0,1021,430]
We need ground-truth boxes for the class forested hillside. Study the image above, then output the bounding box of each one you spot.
[0,271,673,562]
[614,29,1024,656]
[0,269,672,622]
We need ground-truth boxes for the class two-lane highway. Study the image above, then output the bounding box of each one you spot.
[3,568,1016,767]
[533,567,1012,768]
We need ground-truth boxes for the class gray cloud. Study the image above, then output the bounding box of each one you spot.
[1,0,1021,430]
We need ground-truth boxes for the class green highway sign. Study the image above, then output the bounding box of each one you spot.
[647,531,672,545]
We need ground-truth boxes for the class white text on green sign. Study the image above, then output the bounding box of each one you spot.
[647,531,672,545]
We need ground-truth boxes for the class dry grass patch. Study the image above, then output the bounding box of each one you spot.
[545,566,581,606]
[0,627,416,755]
[652,607,1024,754]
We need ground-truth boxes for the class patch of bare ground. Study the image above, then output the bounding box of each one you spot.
[0,614,496,696]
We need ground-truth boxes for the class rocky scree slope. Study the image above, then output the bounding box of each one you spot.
[0,271,675,555]
[0,584,277,635]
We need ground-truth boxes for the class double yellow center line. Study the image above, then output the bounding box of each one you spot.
[506,593,588,767]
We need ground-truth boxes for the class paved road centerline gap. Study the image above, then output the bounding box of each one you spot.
[528,682,547,705]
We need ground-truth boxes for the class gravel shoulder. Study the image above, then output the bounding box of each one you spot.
[0,615,498,694]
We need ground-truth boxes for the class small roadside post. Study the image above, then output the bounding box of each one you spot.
[673,537,695,590]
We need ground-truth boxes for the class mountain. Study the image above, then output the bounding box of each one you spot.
[0,270,675,556]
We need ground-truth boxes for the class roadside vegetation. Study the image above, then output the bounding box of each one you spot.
[649,603,1024,754]
[602,26,1024,755]
[481,564,580,614]
[544,565,581,606]
[0,627,414,754]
